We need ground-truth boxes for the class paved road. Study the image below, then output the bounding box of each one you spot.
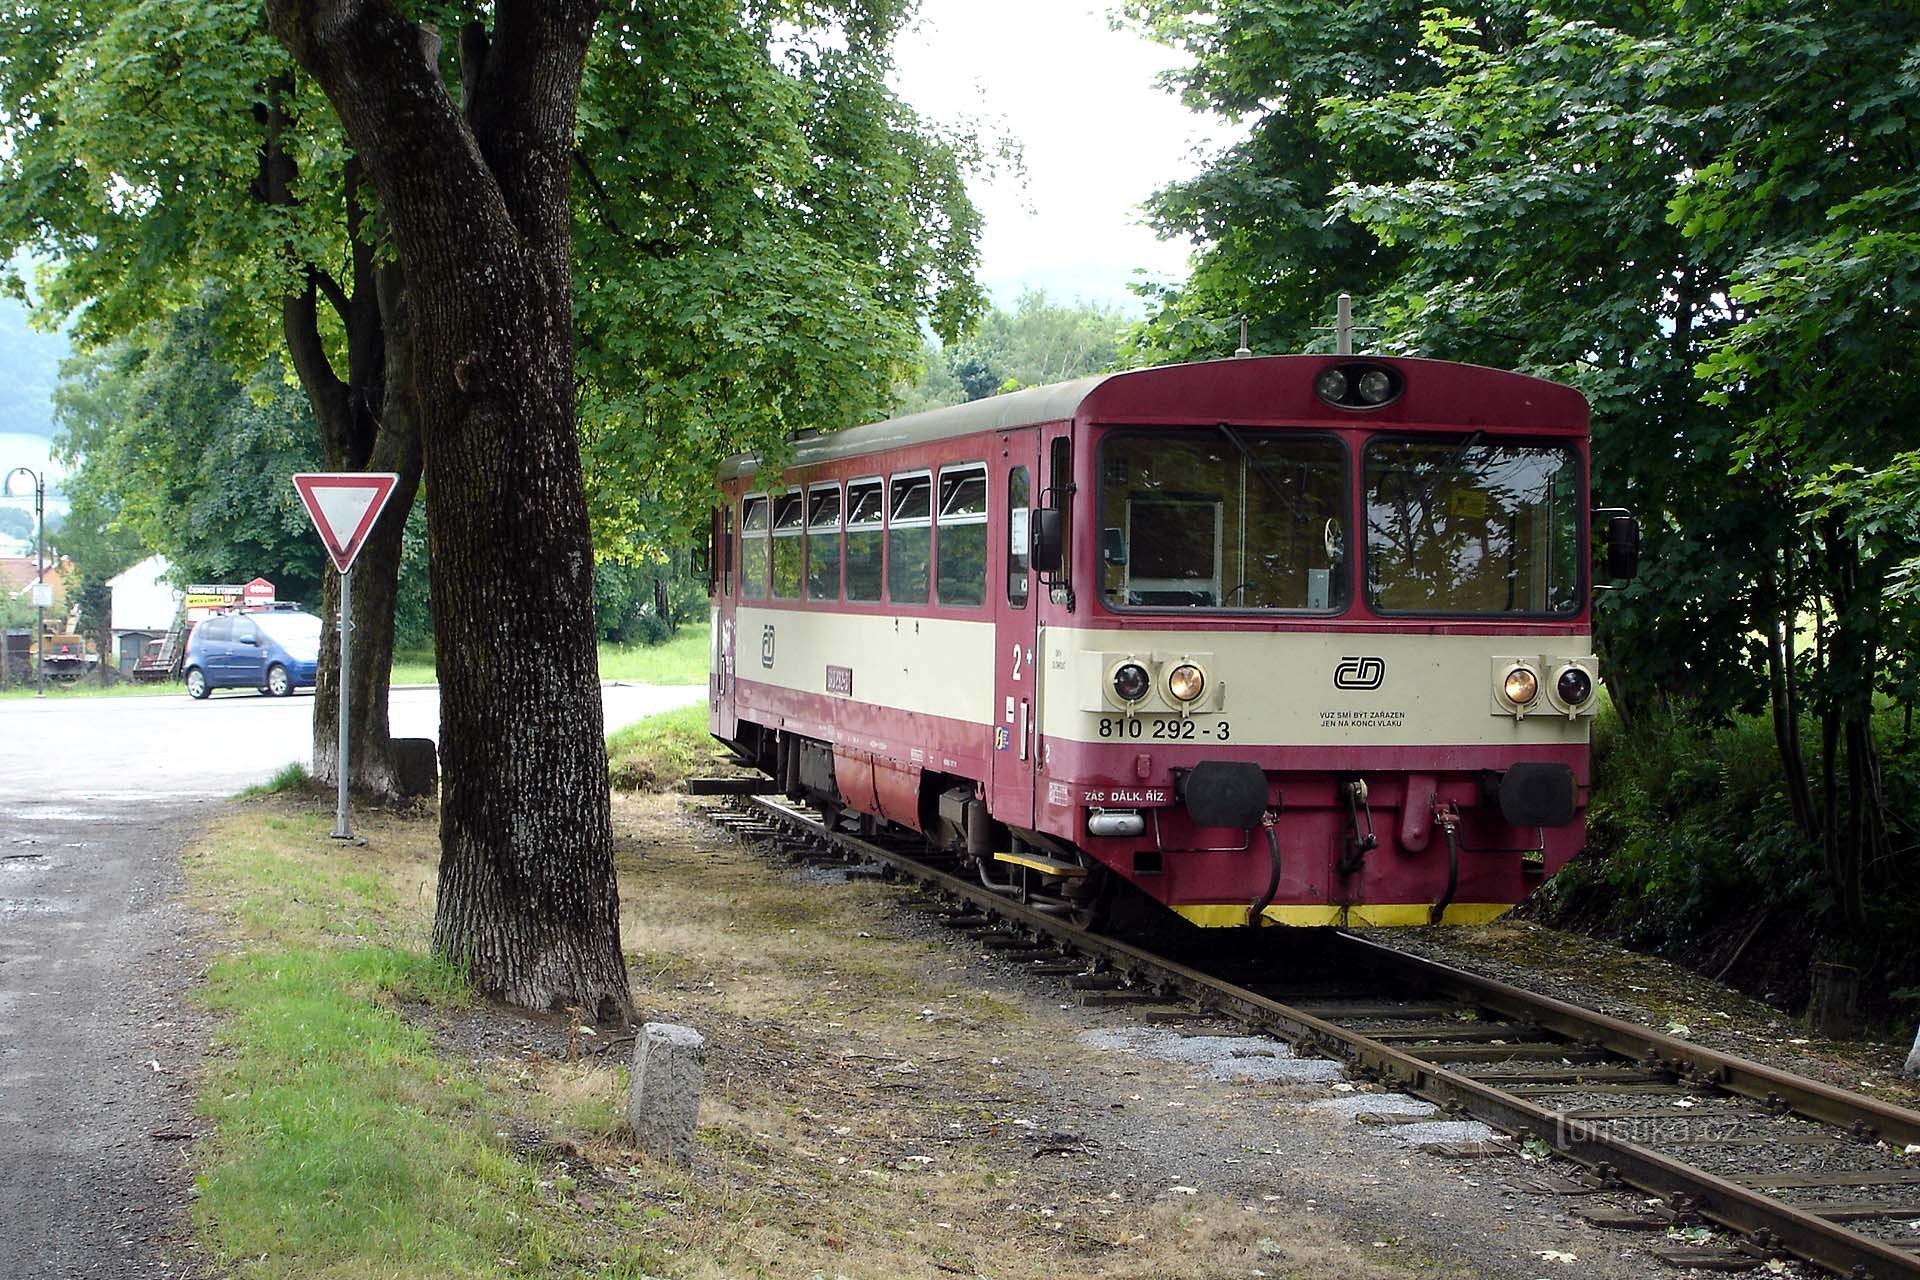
[0,681,707,802]
[0,680,705,1278]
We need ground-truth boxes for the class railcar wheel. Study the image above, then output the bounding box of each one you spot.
[1064,859,1115,933]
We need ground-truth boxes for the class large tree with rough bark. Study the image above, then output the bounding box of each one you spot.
[262,0,626,1017]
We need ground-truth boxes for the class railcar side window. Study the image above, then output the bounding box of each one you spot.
[936,464,988,607]
[805,484,842,601]
[770,490,804,600]
[740,493,769,600]
[844,478,884,602]
[1007,466,1030,608]
[887,472,932,604]
[722,502,733,595]
[1363,438,1581,615]
[1097,430,1348,611]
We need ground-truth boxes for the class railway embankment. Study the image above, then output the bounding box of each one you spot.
[170,782,1850,1279]
[1522,703,1920,1054]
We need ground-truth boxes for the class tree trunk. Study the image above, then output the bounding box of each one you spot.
[262,83,423,802]
[269,0,630,1022]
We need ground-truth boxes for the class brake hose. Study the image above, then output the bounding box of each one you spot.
[1430,800,1461,925]
[1248,810,1282,927]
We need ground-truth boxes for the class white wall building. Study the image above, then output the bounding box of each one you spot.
[108,555,181,669]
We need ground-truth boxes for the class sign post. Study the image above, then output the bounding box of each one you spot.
[292,473,399,841]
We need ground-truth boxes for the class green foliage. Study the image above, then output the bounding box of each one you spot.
[895,290,1134,413]
[51,293,436,639]
[1562,704,1920,989]
[1126,0,1920,935]
[570,0,986,561]
[53,296,328,602]
[593,555,706,647]
[1,0,984,580]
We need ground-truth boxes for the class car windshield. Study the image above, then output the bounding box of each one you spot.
[254,612,323,659]
[1363,437,1581,615]
[1097,428,1348,611]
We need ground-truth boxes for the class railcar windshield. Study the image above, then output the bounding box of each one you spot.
[1363,437,1581,615]
[1097,429,1348,611]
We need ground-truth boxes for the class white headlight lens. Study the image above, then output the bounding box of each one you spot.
[1357,369,1394,404]
[1112,662,1151,703]
[1314,368,1349,402]
[1556,666,1593,706]
[1504,667,1539,705]
[1168,663,1206,702]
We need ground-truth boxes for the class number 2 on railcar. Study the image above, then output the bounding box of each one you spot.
[705,352,1639,930]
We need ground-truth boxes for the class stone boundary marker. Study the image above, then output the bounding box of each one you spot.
[629,1022,706,1166]
[1906,1025,1920,1080]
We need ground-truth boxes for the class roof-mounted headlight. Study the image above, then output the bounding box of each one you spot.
[1314,361,1404,410]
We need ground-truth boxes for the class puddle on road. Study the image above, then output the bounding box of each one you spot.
[3,806,116,822]
[0,897,73,916]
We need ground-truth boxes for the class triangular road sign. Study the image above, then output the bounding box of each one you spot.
[292,473,400,574]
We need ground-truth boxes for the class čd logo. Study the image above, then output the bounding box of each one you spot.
[1333,656,1385,690]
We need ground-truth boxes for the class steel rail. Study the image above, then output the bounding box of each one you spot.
[727,794,1920,1280]
[1335,932,1920,1149]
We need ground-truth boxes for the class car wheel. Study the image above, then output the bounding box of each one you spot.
[267,663,292,698]
[185,668,209,700]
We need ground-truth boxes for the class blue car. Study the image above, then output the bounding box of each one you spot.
[183,608,322,699]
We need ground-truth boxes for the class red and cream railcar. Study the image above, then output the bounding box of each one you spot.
[708,354,1629,929]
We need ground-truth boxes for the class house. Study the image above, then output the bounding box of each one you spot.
[1,553,69,602]
[108,555,182,671]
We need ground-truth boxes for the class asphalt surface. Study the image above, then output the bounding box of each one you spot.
[1,681,707,801]
[0,680,706,1278]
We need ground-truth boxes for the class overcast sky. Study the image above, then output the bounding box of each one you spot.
[891,0,1235,316]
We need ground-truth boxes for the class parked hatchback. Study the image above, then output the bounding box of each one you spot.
[183,609,322,699]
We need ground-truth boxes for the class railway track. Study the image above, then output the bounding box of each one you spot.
[701,789,1920,1279]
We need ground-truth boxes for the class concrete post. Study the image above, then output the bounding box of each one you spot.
[1905,1025,1920,1080]
[628,1022,705,1166]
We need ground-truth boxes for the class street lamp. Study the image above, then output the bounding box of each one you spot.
[4,466,47,699]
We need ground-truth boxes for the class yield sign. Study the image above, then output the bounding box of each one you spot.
[292,473,400,573]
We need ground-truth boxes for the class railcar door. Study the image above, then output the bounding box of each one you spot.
[990,433,1041,828]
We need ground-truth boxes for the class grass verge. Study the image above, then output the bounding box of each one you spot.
[606,703,723,793]
[392,628,708,689]
[184,806,668,1279]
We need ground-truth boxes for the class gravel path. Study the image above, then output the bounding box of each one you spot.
[0,799,215,1280]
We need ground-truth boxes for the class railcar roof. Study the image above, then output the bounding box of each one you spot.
[716,355,1585,480]
[718,374,1113,480]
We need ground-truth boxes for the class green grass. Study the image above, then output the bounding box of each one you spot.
[0,675,184,700]
[183,807,670,1280]
[605,701,723,792]
[390,628,708,688]
[234,762,315,800]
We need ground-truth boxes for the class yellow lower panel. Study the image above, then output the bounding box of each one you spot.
[1171,902,1516,929]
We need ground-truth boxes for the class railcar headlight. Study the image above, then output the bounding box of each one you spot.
[1112,662,1152,704]
[1503,666,1539,706]
[1168,663,1206,703]
[1556,666,1594,707]
[1314,368,1349,402]
[1357,368,1395,404]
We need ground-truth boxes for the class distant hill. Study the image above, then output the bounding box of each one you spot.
[0,294,71,440]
